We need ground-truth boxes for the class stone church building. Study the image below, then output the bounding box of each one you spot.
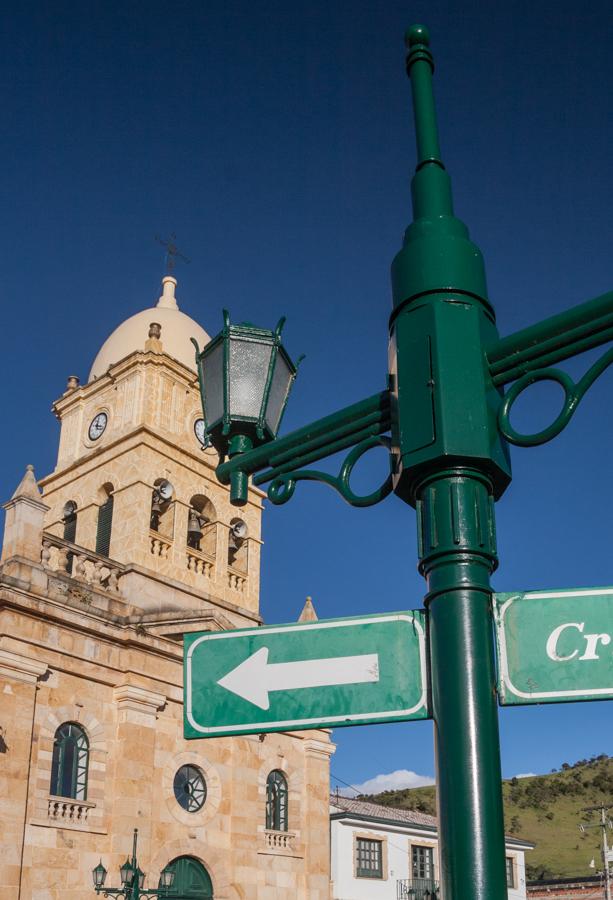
[0,276,334,899]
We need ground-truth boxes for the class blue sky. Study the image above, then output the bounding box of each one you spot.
[1,1,612,797]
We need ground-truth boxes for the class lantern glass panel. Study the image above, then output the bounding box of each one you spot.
[265,351,292,435]
[228,338,272,419]
[201,340,225,427]
[92,862,107,887]
[120,860,133,886]
[160,867,174,888]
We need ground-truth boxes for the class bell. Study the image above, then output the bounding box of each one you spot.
[188,510,207,536]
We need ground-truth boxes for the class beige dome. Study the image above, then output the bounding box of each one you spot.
[88,277,210,381]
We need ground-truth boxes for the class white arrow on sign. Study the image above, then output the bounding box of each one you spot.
[217,646,380,710]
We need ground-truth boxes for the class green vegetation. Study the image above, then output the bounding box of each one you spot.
[360,755,612,880]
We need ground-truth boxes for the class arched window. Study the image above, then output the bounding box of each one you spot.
[160,856,213,899]
[266,770,288,832]
[50,723,89,800]
[96,484,114,557]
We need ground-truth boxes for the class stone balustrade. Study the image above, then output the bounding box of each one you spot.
[150,532,172,559]
[41,534,124,593]
[264,830,296,851]
[228,567,247,593]
[48,795,95,824]
[186,547,214,578]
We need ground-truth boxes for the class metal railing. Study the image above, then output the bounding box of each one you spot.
[397,878,440,899]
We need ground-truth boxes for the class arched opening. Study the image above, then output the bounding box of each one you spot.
[228,517,248,573]
[150,478,175,538]
[95,484,114,558]
[187,495,216,556]
[50,722,89,800]
[160,856,213,899]
[62,500,77,543]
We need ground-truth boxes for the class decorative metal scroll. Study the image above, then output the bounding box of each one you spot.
[498,346,613,447]
[266,435,393,507]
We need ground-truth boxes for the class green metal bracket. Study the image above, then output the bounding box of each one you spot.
[487,288,613,446]
[498,348,613,447]
[216,390,392,506]
[265,435,393,506]
[487,289,613,386]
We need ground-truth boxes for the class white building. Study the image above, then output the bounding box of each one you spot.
[330,795,534,900]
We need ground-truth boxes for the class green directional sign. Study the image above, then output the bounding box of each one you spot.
[184,611,429,738]
[494,588,613,705]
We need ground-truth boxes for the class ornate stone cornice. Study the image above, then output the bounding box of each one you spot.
[0,648,49,684]
[303,736,336,760]
[113,683,166,718]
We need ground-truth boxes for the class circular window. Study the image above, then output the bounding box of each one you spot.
[173,765,207,812]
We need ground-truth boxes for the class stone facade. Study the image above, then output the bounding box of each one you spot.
[0,280,334,899]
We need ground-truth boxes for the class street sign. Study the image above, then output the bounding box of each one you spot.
[494,588,613,705]
[184,611,429,738]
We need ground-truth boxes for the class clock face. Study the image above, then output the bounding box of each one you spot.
[88,412,108,441]
[194,418,206,446]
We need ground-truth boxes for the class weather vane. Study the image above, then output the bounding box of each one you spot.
[155,232,190,275]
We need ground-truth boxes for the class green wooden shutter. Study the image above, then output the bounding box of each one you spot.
[96,496,114,557]
[63,513,76,543]
[63,510,77,573]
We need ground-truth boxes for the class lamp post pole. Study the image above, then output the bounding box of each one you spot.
[417,471,504,896]
[389,28,510,896]
[193,24,613,900]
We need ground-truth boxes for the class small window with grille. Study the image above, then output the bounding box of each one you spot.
[506,857,516,888]
[356,837,383,878]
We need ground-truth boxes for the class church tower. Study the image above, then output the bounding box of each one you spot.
[41,275,260,623]
[0,276,334,900]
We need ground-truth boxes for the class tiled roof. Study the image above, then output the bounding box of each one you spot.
[330,794,437,828]
[330,794,535,847]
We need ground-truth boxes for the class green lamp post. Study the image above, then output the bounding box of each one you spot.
[92,829,174,898]
[193,26,613,900]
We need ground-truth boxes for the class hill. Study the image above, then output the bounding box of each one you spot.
[359,755,612,880]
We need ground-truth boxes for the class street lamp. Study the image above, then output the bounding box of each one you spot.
[92,829,174,898]
[194,24,613,900]
[191,310,300,505]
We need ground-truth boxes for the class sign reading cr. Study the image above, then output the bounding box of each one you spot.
[494,588,613,705]
[546,621,611,662]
